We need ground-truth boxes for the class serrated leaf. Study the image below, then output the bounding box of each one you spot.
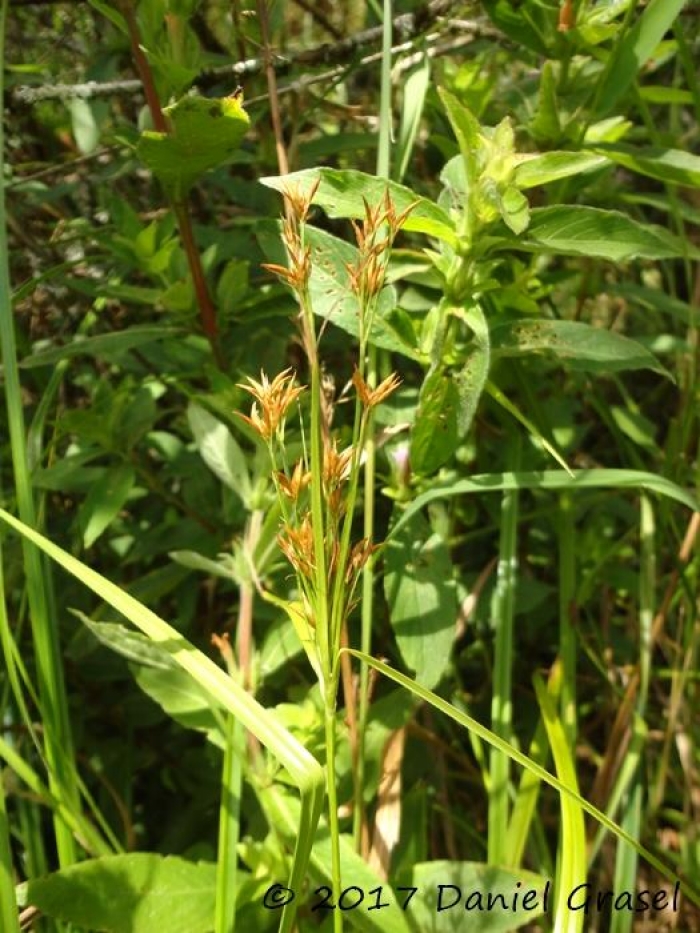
[137,94,250,200]
[20,854,217,933]
[384,512,457,689]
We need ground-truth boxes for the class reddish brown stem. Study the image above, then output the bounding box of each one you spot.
[121,1,222,363]
[122,4,168,133]
[256,0,290,179]
[173,201,222,361]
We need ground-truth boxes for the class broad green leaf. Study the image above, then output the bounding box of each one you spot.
[593,143,700,188]
[514,152,610,189]
[76,614,177,670]
[134,665,226,746]
[137,94,250,200]
[482,0,551,55]
[410,369,460,474]
[304,227,417,358]
[438,88,481,187]
[169,549,241,583]
[529,61,561,144]
[639,85,694,105]
[118,386,158,450]
[80,464,135,548]
[500,185,530,234]
[595,0,689,117]
[388,469,698,540]
[21,326,182,368]
[406,862,549,932]
[19,854,216,933]
[259,616,304,679]
[452,304,490,436]
[188,403,253,506]
[491,319,669,376]
[32,453,103,493]
[70,98,100,154]
[525,206,692,260]
[259,168,457,246]
[345,651,700,910]
[384,512,457,689]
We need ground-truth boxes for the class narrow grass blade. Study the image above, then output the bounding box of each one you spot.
[0,717,20,933]
[610,781,643,933]
[0,0,79,866]
[533,666,586,933]
[0,507,325,933]
[0,787,19,933]
[215,715,244,933]
[486,382,572,474]
[0,736,106,856]
[505,710,549,867]
[388,469,698,539]
[395,53,430,184]
[488,470,519,865]
[345,650,700,907]
[595,0,689,118]
[558,493,577,747]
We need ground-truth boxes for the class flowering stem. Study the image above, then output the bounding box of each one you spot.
[354,344,376,855]
[324,681,343,933]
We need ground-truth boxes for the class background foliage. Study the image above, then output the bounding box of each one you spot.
[2,1,700,931]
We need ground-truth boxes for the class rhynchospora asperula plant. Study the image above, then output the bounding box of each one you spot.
[235,178,412,931]
[237,181,410,695]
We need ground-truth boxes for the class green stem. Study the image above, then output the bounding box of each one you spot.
[0,602,21,933]
[324,683,343,933]
[558,493,577,748]
[308,339,330,681]
[352,0,393,855]
[354,375,375,852]
[488,438,520,865]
